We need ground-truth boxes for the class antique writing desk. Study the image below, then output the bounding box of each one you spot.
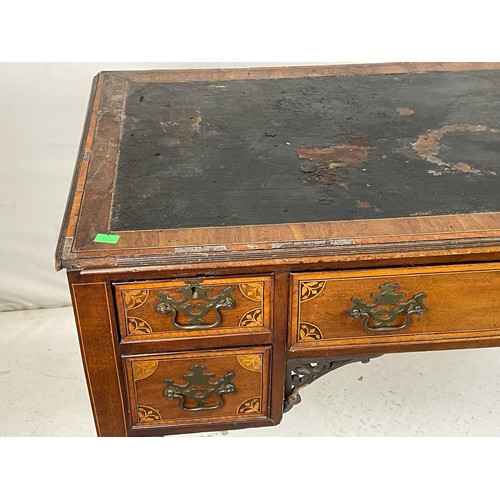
[56,63,500,436]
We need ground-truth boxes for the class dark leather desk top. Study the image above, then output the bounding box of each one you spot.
[56,63,500,270]
[113,70,500,231]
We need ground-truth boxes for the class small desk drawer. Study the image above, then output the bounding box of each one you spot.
[115,275,272,343]
[291,263,500,349]
[123,347,270,429]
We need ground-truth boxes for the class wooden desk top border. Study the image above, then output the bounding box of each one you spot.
[99,62,500,82]
[56,62,500,270]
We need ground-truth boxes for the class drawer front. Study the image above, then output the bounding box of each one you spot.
[123,347,270,428]
[291,263,500,349]
[115,276,272,342]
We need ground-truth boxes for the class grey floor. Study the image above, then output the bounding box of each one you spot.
[1,306,499,437]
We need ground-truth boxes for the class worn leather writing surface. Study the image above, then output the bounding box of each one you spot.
[55,64,500,270]
[111,71,500,231]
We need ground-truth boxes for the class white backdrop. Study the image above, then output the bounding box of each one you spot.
[0,62,332,311]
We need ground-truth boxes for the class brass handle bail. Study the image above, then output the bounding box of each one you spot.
[155,281,236,330]
[349,282,427,332]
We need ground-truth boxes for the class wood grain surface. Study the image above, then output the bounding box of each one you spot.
[291,263,500,349]
[115,275,272,342]
[123,347,271,429]
[69,278,128,436]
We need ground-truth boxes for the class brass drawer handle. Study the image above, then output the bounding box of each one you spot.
[348,282,427,332]
[163,365,236,412]
[155,281,236,330]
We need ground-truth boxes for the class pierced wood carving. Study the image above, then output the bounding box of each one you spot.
[284,356,380,413]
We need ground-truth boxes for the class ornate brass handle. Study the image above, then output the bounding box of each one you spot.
[163,365,236,412]
[155,281,236,330]
[348,282,427,332]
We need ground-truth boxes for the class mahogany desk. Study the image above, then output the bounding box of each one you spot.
[56,63,500,436]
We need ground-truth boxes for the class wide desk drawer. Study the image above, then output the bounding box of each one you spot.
[290,263,500,349]
[115,275,272,343]
[123,347,270,429]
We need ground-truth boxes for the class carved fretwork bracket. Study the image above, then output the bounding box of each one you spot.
[284,356,381,413]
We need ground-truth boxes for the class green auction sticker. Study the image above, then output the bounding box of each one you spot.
[93,233,120,244]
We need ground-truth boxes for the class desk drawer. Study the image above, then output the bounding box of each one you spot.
[291,263,500,349]
[115,275,272,343]
[123,347,270,429]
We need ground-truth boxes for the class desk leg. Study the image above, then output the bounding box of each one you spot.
[69,277,128,436]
